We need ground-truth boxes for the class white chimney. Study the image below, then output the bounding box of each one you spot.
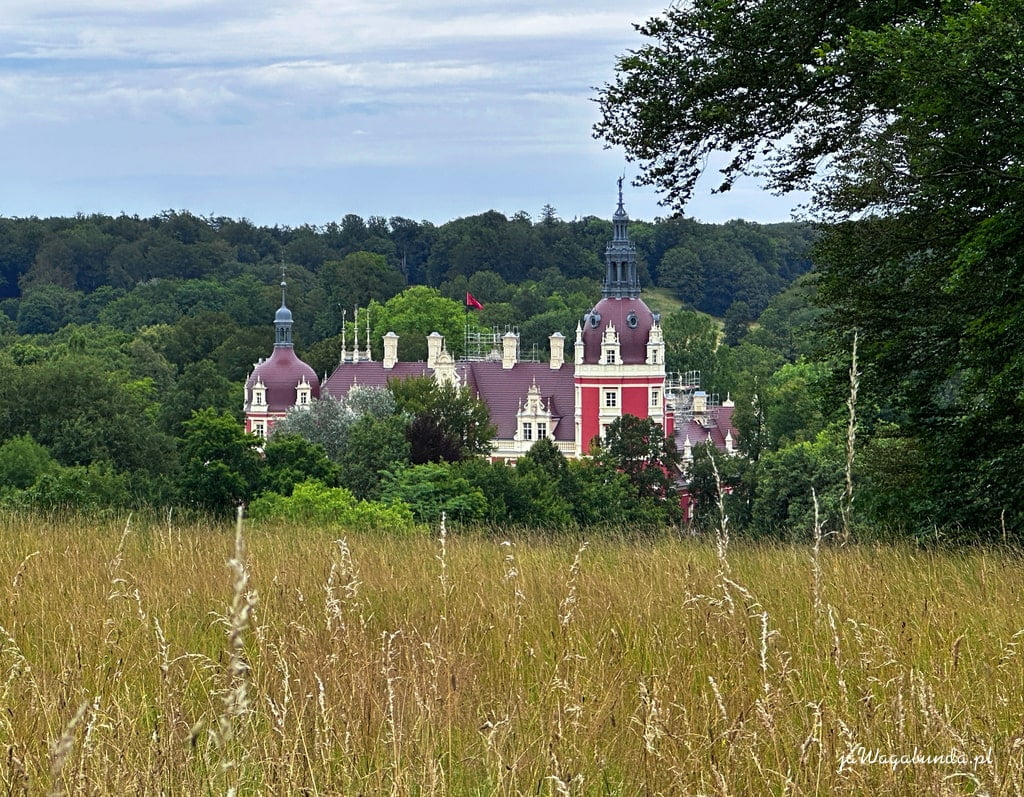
[549,332,565,369]
[427,332,444,368]
[382,331,399,369]
[502,331,519,370]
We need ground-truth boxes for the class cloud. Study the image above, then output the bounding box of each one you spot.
[0,2,803,225]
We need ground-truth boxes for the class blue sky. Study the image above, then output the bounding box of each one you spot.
[1,1,804,226]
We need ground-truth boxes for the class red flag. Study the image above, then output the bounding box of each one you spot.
[465,292,484,310]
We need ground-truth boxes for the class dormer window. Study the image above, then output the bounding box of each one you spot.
[295,376,312,408]
[604,348,616,364]
[254,390,264,405]
[516,382,557,451]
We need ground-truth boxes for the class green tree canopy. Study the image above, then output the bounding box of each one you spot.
[370,286,470,362]
[178,408,262,515]
[389,376,495,463]
[597,0,1024,535]
[0,434,56,491]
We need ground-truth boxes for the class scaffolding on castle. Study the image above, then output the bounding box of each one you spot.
[665,371,722,423]
[461,324,540,363]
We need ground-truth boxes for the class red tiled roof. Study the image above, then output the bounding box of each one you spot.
[465,362,576,441]
[325,359,576,441]
[246,346,320,412]
[581,297,657,364]
[674,405,738,453]
[322,361,433,396]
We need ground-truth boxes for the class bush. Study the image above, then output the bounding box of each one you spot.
[13,462,130,512]
[248,480,416,533]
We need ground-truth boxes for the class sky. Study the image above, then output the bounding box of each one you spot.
[0,1,803,227]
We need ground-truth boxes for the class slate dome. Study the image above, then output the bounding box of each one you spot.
[581,296,658,364]
[246,348,320,413]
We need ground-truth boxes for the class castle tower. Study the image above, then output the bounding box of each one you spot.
[243,278,320,439]
[574,181,667,453]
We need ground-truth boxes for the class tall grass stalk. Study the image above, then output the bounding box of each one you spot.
[1,512,1022,793]
[842,330,859,544]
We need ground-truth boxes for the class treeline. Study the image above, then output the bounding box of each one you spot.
[0,210,813,335]
[0,207,835,535]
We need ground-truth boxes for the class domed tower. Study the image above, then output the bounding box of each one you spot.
[574,180,668,453]
[244,278,320,439]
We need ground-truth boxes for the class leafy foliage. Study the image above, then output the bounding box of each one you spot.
[248,480,416,533]
[597,0,1024,536]
[390,377,495,463]
[178,409,262,515]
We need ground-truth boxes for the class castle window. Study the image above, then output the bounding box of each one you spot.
[627,312,638,329]
[523,422,533,441]
[299,392,308,404]
[604,348,616,364]
[605,390,618,408]
[651,389,660,407]
[254,390,264,405]
[254,421,266,439]
[537,422,548,439]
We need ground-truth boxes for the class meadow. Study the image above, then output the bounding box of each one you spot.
[1,511,1021,795]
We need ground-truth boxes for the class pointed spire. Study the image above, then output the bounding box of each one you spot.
[365,306,372,361]
[603,176,640,299]
[340,308,347,362]
[352,307,360,363]
[274,267,294,346]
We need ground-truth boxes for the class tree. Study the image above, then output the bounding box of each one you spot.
[598,415,681,506]
[16,284,83,334]
[261,434,340,497]
[1,355,175,478]
[594,0,942,208]
[319,251,406,332]
[370,286,470,362]
[597,0,1024,534]
[750,432,845,540]
[658,245,703,306]
[178,409,262,515]
[661,309,719,383]
[335,414,409,500]
[271,387,398,463]
[687,442,750,532]
[0,434,56,491]
[158,359,240,436]
[380,463,487,524]
[389,376,495,462]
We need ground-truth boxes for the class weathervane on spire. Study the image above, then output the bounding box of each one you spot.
[617,174,624,205]
[280,264,288,306]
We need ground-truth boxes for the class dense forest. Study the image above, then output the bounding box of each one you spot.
[0,208,836,532]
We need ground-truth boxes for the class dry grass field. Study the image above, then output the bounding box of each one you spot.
[0,510,1022,795]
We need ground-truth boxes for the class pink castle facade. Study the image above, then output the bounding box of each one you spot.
[243,280,320,439]
[243,189,738,467]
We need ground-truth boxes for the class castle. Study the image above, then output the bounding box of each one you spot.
[244,186,738,464]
